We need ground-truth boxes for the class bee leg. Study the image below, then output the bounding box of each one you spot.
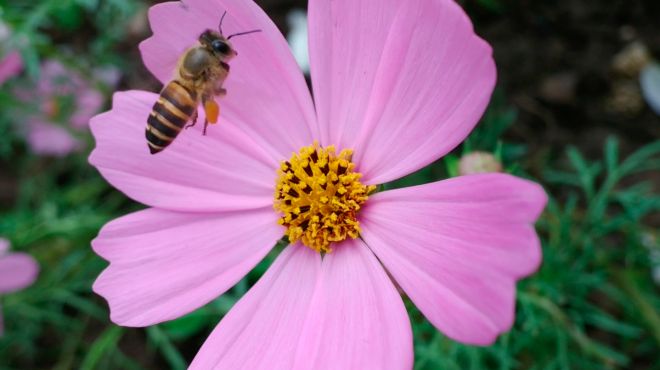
[215,87,227,96]
[192,109,199,125]
[203,118,209,136]
[185,108,199,130]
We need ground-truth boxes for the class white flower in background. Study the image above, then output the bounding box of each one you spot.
[641,232,660,286]
[640,62,660,116]
[286,9,309,74]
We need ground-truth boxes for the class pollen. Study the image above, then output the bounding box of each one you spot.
[274,142,376,253]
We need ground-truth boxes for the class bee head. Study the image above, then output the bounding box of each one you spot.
[200,30,236,61]
[200,11,262,61]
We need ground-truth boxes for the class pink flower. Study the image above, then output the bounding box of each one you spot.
[0,51,22,86]
[26,121,82,157]
[17,61,106,156]
[0,238,39,336]
[90,0,547,368]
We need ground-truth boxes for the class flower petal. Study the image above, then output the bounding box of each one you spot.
[640,62,660,115]
[0,253,39,294]
[0,51,22,86]
[139,0,318,162]
[28,121,81,157]
[293,239,413,370]
[189,245,321,369]
[360,174,547,345]
[0,238,9,255]
[89,90,277,212]
[191,240,412,370]
[92,207,282,327]
[308,0,495,183]
[71,88,104,129]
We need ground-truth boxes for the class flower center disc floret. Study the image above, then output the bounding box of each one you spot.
[274,143,376,253]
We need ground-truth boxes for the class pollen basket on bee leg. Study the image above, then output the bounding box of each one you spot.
[204,100,219,124]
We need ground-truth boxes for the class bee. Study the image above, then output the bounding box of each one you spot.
[146,12,260,154]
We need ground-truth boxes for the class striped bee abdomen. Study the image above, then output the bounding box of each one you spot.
[146,80,198,154]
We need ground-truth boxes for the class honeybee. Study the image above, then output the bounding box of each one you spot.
[146,12,260,154]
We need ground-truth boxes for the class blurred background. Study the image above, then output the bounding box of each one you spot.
[0,0,659,369]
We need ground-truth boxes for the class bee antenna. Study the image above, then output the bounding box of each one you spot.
[219,11,228,35]
[227,29,262,40]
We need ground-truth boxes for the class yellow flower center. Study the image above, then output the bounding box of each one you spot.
[274,142,376,253]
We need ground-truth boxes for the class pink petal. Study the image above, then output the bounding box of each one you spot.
[89,90,277,212]
[293,239,413,370]
[190,245,321,369]
[308,0,496,184]
[39,60,81,96]
[0,51,22,86]
[191,241,412,370]
[71,89,104,129]
[0,253,39,294]
[0,238,8,256]
[360,174,547,345]
[96,66,122,88]
[28,121,81,156]
[92,207,282,327]
[139,0,318,162]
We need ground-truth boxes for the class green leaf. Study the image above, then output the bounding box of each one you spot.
[444,154,459,178]
[147,326,187,370]
[583,313,642,338]
[161,309,213,340]
[79,326,123,370]
[604,136,619,176]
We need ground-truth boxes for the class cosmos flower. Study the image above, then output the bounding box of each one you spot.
[16,61,109,156]
[89,0,547,368]
[0,238,39,336]
[0,51,22,86]
[0,20,23,86]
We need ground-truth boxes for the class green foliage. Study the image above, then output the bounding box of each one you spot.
[474,0,503,13]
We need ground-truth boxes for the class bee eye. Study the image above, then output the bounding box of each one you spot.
[211,40,230,54]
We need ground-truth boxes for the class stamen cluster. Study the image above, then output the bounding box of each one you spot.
[274,143,375,253]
